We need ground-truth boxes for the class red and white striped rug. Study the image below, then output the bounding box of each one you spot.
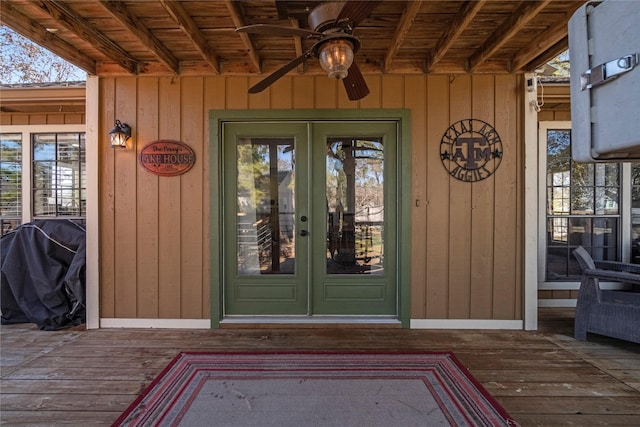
[113,352,516,427]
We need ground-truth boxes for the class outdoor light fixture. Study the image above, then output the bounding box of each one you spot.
[109,119,131,148]
[318,39,354,80]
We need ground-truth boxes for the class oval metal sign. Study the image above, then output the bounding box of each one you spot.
[139,140,196,177]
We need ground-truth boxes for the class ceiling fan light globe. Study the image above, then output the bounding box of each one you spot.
[326,66,349,80]
[319,39,354,81]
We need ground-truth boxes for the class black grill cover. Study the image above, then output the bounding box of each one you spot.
[1,220,86,330]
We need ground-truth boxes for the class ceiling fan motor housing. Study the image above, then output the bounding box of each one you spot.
[308,2,347,32]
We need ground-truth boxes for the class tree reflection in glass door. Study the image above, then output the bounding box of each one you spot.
[326,137,384,274]
[236,137,295,275]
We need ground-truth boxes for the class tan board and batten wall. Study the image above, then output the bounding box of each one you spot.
[95,74,523,322]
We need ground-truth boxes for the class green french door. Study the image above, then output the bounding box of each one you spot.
[223,120,397,316]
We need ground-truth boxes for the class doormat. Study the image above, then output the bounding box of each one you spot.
[113,352,516,427]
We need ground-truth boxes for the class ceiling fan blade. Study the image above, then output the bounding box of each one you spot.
[335,0,381,27]
[342,61,369,101]
[236,24,320,38]
[249,53,311,94]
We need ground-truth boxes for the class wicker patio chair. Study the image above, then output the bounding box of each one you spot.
[572,246,640,344]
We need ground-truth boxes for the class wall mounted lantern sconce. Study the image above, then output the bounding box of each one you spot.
[109,119,131,148]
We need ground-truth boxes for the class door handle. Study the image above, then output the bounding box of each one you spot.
[299,229,309,237]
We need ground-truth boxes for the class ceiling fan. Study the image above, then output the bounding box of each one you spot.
[236,0,380,101]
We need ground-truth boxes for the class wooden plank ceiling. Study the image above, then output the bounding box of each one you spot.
[0,0,586,78]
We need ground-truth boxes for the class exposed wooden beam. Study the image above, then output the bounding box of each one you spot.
[510,15,571,72]
[468,0,552,72]
[98,0,180,74]
[524,36,569,73]
[383,0,422,72]
[426,0,486,72]
[0,1,97,75]
[291,19,305,73]
[37,1,138,74]
[225,0,262,73]
[159,0,220,74]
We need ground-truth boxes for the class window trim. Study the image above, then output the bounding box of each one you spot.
[1,124,86,226]
[538,121,633,292]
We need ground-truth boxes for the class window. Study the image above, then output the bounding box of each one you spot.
[545,128,620,279]
[540,122,640,287]
[544,127,620,281]
[0,126,85,236]
[631,164,640,263]
[32,133,86,217]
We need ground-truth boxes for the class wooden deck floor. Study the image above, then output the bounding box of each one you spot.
[1,308,639,426]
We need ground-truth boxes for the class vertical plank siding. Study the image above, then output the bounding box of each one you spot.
[424,75,451,319]
[99,74,523,321]
[113,78,138,318]
[99,78,116,318]
[179,77,205,319]
[494,75,521,319]
[135,78,160,318]
[447,75,473,319]
[470,75,495,319]
[157,78,183,318]
[406,75,428,318]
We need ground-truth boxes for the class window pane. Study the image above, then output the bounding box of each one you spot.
[57,133,81,161]
[571,187,593,214]
[33,189,54,216]
[572,163,593,186]
[0,133,22,235]
[599,163,619,186]
[547,186,569,215]
[547,217,568,244]
[568,217,591,246]
[33,134,56,160]
[1,219,21,236]
[597,187,619,215]
[33,161,56,187]
[547,130,570,156]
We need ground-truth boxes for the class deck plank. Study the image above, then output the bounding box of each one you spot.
[1,308,639,426]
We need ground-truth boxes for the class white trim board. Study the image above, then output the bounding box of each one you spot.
[410,319,523,330]
[538,282,632,290]
[538,299,577,308]
[100,318,524,330]
[100,318,211,329]
[524,73,540,331]
[86,76,99,329]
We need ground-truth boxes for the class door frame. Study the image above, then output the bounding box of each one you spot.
[209,109,412,328]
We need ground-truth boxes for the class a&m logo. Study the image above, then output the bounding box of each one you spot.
[440,119,503,182]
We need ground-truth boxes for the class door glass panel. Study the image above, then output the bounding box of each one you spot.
[236,137,295,275]
[326,137,384,275]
